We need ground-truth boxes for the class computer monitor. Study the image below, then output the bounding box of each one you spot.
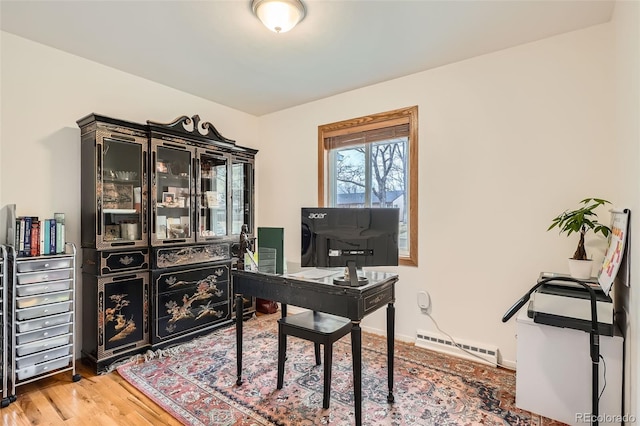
[301,207,399,287]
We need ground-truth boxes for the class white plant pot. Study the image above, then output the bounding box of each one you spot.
[567,258,593,279]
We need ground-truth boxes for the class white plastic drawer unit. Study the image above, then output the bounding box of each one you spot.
[16,312,72,333]
[16,333,73,357]
[15,344,73,369]
[16,323,72,345]
[16,355,72,381]
[15,290,73,309]
[16,301,73,321]
[16,279,72,297]
[16,258,72,273]
[16,268,73,285]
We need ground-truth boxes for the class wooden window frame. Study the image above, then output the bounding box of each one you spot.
[317,106,418,267]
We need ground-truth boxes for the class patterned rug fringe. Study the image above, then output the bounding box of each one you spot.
[106,316,259,374]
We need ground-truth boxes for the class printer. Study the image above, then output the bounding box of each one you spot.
[528,272,614,336]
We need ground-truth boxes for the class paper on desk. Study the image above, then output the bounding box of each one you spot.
[288,268,340,280]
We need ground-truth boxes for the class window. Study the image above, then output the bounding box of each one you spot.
[318,106,418,266]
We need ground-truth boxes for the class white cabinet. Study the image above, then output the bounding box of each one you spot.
[6,244,81,404]
[515,310,623,425]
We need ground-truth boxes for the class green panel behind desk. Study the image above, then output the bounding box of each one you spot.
[257,227,284,274]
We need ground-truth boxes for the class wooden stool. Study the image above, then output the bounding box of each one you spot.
[277,311,352,409]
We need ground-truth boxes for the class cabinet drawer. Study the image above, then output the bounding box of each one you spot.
[154,243,230,269]
[16,355,72,381]
[101,249,149,274]
[16,312,73,333]
[16,290,73,308]
[17,268,73,284]
[17,258,72,273]
[16,279,72,297]
[16,344,73,369]
[16,323,72,345]
[155,301,230,341]
[16,300,73,321]
[16,333,72,357]
[155,264,229,294]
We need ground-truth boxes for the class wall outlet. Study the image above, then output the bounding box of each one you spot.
[417,291,431,314]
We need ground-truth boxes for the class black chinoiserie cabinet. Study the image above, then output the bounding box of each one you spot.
[78,113,257,371]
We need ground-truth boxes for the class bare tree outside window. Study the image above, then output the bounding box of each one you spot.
[318,106,418,266]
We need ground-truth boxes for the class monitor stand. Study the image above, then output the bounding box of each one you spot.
[333,261,369,287]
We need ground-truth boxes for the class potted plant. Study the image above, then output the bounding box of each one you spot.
[547,198,612,279]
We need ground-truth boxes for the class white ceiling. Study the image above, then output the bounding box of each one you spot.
[1,0,615,116]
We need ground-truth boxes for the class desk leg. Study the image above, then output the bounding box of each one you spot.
[350,320,362,426]
[386,302,395,403]
[235,294,243,386]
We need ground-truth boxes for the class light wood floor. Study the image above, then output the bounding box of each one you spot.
[1,361,181,426]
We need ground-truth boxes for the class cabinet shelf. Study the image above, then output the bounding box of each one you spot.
[157,206,189,211]
[158,173,189,180]
[104,178,139,184]
[103,209,137,214]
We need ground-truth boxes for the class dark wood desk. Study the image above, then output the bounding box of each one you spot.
[232,268,399,426]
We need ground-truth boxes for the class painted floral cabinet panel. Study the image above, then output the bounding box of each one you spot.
[151,263,230,345]
[82,272,149,367]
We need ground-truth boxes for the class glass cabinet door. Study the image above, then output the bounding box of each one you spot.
[231,157,254,235]
[99,136,147,249]
[151,142,195,245]
[197,151,228,239]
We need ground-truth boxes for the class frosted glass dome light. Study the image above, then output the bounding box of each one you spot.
[251,0,306,33]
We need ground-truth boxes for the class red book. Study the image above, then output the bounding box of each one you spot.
[30,220,40,257]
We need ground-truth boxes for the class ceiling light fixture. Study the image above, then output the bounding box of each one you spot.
[251,0,306,34]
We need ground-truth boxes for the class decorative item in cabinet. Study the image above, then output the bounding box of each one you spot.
[6,244,80,405]
[1,245,8,408]
[77,113,148,251]
[81,271,149,372]
[151,261,231,347]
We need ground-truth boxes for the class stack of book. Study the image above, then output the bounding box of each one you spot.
[13,213,66,257]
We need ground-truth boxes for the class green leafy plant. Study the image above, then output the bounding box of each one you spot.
[548,198,612,260]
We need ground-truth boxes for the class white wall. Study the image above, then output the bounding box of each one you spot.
[256,23,616,368]
[0,31,259,362]
[611,0,640,418]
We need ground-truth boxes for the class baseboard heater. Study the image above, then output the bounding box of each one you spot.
[415,329,498,367]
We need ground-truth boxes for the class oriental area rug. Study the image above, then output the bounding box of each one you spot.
[117,314,565,426]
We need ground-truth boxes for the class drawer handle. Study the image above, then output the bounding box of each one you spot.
[43,275,48,279]
[44,286,49,290]
[43,332,49,336]
[44,321,50,326]
[43,355,49,359]
[43,366,49,371]
[43,309,49,313]
[44,263,50,268]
